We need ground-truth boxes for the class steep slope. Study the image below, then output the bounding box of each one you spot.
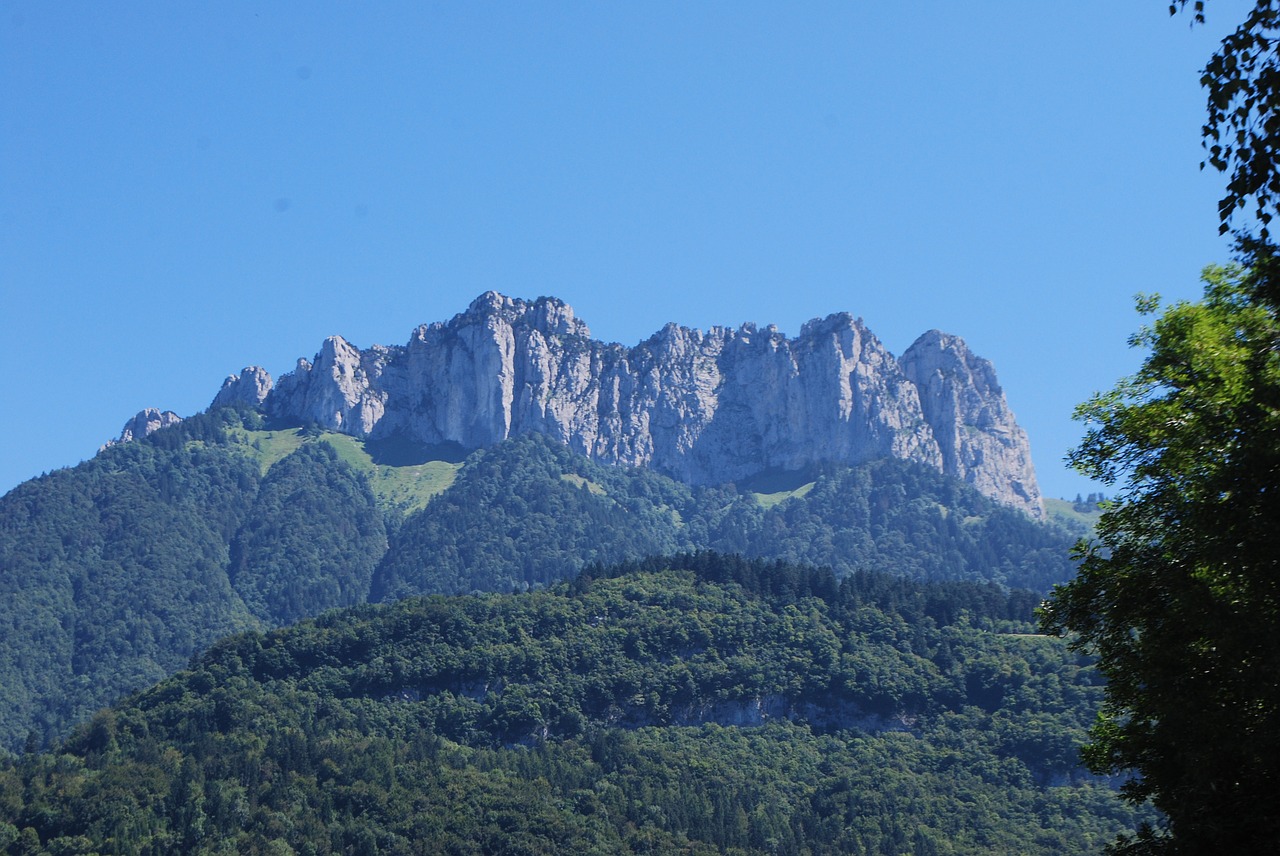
[0,556,1149,855]
[207,293,1043,516]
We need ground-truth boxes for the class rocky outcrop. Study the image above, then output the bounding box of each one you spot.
[212,367,273,409]
[106,408,183,447]
[900,330,1043,515]
[207,292,1043,517]
[268,338,389,436]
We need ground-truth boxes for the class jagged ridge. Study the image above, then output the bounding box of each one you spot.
[183,293,1040,516]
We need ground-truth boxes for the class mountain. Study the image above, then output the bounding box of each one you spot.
[0,411,1075,754]
[200,292,1043,517]
[0,295,1065,753]
[0,555,1149,855]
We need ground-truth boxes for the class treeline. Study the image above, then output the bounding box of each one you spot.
[1070,492,1107,513]
[578,551,1043,628]
[0,555,1149,855]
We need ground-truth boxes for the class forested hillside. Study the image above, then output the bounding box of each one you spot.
[375,435,1074,599]
[230,442,387,626]
[0,410,1079,753]
[0,555,1147,855]
[0,410,263,751]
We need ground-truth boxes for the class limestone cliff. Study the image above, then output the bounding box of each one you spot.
[900,330,1043,515]
[212,367,273,409]
[211,292,1044,517]
[104,407,183,448]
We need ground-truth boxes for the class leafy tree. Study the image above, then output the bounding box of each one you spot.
[1041,260,1280,852]
[1040,4,1280,851]
[1173,0,1280,236]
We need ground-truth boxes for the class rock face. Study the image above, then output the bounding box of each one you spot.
[108,408,183,446]
[212,292,1044,517]
[212,367,273,409]
[900,331,1042,514]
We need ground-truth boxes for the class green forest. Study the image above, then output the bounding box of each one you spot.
[0,408,1081,754]
[0,555,1150,855]
[6,0,1280,852]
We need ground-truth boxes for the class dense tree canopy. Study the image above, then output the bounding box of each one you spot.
[231,442,387,626]
[0,410,263,752]
[374,435,1076,600]
[0,556,1149,855]
[0,418,1079,755]
[1041,259,1280,852]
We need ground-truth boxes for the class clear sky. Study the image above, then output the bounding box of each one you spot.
[0,2,1256,501]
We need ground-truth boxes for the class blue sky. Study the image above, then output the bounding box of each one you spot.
[0,2,1255,501]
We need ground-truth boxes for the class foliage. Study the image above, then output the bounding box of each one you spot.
[1174,1,1280,235]
[707,458,1074,592]
[1071,493,1108,514]
[1042,5,1280,850]
[230,443,387,626]
[374,435,1078,599]
[1,419,1079,755]
[0,555,1151,855]
[1041,261,1280,852]
[0,410,263,753]
[371,437,694,599]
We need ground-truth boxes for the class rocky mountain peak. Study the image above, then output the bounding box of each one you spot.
[462,291,590,339]
[798,311,859,338]
[900,330,1042,515]
[181,293,1043,517]
[212,366,274,409]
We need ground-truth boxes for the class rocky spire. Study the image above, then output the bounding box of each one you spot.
[211,366,274,409]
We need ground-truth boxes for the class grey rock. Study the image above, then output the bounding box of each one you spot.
[211,366,274,409]
[105,408,183,448]
[266,337,388,435]
[244,292,1044,517]
[899,330,1043,517]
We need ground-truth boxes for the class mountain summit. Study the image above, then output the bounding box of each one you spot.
[203,293,1042,516]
